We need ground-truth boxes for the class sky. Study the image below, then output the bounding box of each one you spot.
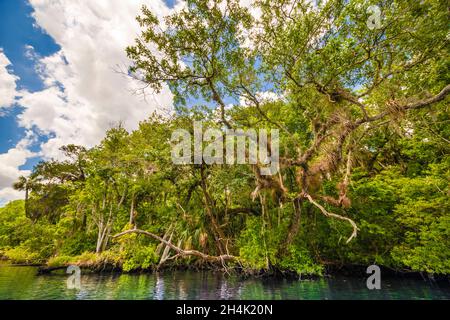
[0,0,267,206]
[0,0,183,205]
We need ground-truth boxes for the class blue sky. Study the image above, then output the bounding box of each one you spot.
[0,0,61,176]
[0,0,179,204]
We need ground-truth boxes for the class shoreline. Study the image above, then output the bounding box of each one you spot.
[1,259,448,283]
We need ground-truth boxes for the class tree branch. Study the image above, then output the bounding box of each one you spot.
[303,193,359,244]
[356,84,450,125]
[405,84,450,110]
[112,228,237,263]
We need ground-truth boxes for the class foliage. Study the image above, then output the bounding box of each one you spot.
[1,0,449,276]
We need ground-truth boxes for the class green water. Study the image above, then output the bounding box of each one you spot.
[0,263,449,300]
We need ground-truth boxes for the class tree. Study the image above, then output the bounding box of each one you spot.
[4,0,449,275]
[126,0,449,247]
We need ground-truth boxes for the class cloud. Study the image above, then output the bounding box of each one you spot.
[239,91,285,108]
[1,0,184,204]
[23,0,180,160]
[0,132,36,205]
[0,188,25,207]
[0,49,20,109]
[0,50,32,205]
[0,0,267,204]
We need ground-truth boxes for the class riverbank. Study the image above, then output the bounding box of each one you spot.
[2,254,448,283]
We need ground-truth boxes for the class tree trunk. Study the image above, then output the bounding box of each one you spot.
[129,195,135,225]
[24,181,30,220]
[284,198,302,248]
[96,222,104,253]
[200,165,226,255]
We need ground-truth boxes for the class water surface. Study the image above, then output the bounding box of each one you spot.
[0,264,448,300]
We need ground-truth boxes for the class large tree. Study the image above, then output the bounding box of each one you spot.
[126,0,449,246]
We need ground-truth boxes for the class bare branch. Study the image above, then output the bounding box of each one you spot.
[303,193,359,243]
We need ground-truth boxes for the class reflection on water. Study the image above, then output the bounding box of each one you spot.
[0,263,449,300]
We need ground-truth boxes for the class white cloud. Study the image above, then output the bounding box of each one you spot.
[1,1,184,204]
[22,0,180,160]
[239,91,284,107]
[0,133,36,204]
[0,49,20,109]
[0,188,25,207]
[1,0,266,204]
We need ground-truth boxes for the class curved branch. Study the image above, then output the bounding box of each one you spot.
[356,84,450,125]
[303,193,359,244]
[405,84,450,110]
[112,228,237,263]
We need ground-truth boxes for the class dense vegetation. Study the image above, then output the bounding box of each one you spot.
[1,0,449,276]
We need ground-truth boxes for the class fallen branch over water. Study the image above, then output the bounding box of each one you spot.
[112,228,238,263]
[37,265,67,274]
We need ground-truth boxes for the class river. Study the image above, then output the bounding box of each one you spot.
[0,263,449,300]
